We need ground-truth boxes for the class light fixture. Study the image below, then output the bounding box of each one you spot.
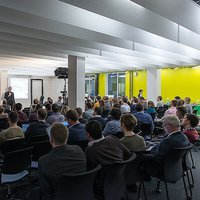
[174,67,178,70]
[192,65,200,69]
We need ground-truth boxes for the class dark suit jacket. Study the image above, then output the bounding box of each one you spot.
[67,123,87,144]
[25,121,50,143]
[39,145,86,200]
[4,91,15,107]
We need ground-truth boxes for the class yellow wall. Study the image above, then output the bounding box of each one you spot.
[125,71,131,99]
[161,68,200,103]
[133,70,147,98]
[98,73,106,97]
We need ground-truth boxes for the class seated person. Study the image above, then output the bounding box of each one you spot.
[176,106,187,121]
[2,99,11,113]
[39,123,86,200]
[0,111,24,145]
[184,97,193,114]
[120,113,146,152]
[156,96,164,108]
[28,104,42,123]
[88,107,106,129]
[102,108,121,136]
[182,114,199,143]
[25,108,50,143]
[66,110,87,144]
[142,115,190,178]
[85,120,130,170]
[133,103,154,130]
[15,103,28,126]
[83,102,94,120]
[44,103,53,118]
[164,99,178,116]
[120,97,130,114]
[46,103,65,125]
[0,106,8,119]
[75,107,87,124]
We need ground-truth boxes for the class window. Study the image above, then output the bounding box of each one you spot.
[85,74,96,98]
[10,78,28,99]
[107,72,126,97]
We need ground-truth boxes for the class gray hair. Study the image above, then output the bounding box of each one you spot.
[162,114,180,127]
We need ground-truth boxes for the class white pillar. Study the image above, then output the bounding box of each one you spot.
[0,70,8,102]
[147,68,161,104]
[68,55,85,110]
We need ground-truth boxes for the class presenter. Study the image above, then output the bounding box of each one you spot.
[4,86,15,109]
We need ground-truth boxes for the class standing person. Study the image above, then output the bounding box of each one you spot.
[138,89,143,98]
[4,86,15,109]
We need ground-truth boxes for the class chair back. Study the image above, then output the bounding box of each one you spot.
[182,143,193,170]
[30,134,49,143]
[1,137,27,155]
[31,140,52,161]
[68,139,89,152]
[164,145,191,183]
[2,147,33,174]
[113,131,124,139]
[55,164,101,200]
[102,153,136,200]
[0,118,9,131]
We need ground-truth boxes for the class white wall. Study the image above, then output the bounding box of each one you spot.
[7,75,67,108]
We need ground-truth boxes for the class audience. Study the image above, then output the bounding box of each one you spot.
[28,104,42,123]
[102,108,121,136]
[120,97,130,114]
[164,99,178,116]
[176,106,187,121]
[38,123,86,200]
[15,103,28,125]
[182,114,199,143]
[85,120,130,170]
[93,95,101,109]
[184,97,193,114]
[66,110,87,144]
[25,108,50,143]
[2,99,11,113]
[120,113,146,152]
[0,106,8,119]
[44,103,53,118]
[75,107,87,124]
[46,103,65,125]
[83,102,94,120]
[0,111,24,145]
[156,96,164,108]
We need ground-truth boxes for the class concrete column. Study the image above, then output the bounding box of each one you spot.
[147,68,161,103]
[68,55,85,110]
[0,70,8,102]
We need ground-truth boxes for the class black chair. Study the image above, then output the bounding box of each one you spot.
[101,153,136,200]
[125,151,147,200]
[1,137,27,155]
[156,106,168,119]
[29,134,49,143]
[113,131,124,139]
[0,147,33,199]
[182,143,194,199]
[155,145,192,200]
[138,123,152,140]
[55,164,102,200]
[31,140,52,168]
[0,118,9,132]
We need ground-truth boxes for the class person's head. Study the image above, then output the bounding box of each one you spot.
[177,99,184,107]
[15,103,22,111]
[157,96,162,102]
[131,97,138,104]
[86,102,93,109]
[162,115,180,134]
[66,110,79,125]
[135,102,144,112]
[170,99,178,107]
[176,106,187,120]
[0,106,4,114]
[8,111,18,125]
[184,97,191,104]
[110,108,122,120]
[52,103,60,113]
[45,103,52,111]
[148,101,155,108]
[50,123,68,147]
[120,113,137,132]
[8,86,12,92]
[138,96,145,103]
[36,104,42,111]
[85,120,102,140]
[37,108,47,120]
[75,107,83,118]
[122,97,128,104]
[58,96,62,101]
[175,96,181,100]
[139,89,143,93]
[96,95,101,101]
[33,98,39,105]
[61,105,70,116]
[2,99,7,105]
[93,107,103,116]
[47,97,53,104]
[181,114,199,128]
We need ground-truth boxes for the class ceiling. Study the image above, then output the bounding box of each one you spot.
[0,0,200,76]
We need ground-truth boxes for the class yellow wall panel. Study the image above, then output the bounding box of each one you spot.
[133,71,147,98]
[161,68,200,103]
[125,71,131,99]
[98,73,106,97]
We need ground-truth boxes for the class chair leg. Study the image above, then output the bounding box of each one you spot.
[155,180,161,193]
[141,180,147,200]
[189,151,195,169]
[189,169,194,187]
[164,182,169,200]
[137,180,142,200]
[186,170,193,198]
[182,174,190,199]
